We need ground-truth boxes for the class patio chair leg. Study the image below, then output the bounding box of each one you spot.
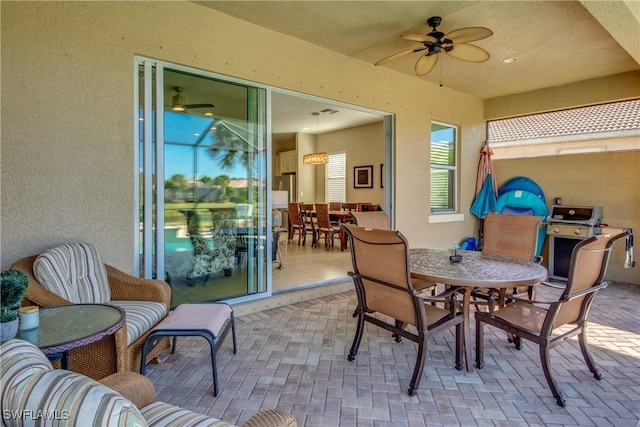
[475,319,485,369]
[578,326,602,380]
[540,344,565,407]
[347,310,365,362]
[392,320,405,343]
[455,323,463,371]
[408,335,427,396]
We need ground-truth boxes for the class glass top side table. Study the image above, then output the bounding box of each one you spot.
[16,304,126,369]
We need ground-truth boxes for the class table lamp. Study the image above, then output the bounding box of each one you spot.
[272,191,289,228]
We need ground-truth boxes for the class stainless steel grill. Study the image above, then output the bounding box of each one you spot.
[547,205,603,281]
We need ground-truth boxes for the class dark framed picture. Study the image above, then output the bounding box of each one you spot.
[380,164,384,188]
[354,165,373,188]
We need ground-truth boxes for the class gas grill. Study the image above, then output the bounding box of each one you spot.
[547,205,603,281]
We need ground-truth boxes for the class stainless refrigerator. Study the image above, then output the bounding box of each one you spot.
[273,174,296,203]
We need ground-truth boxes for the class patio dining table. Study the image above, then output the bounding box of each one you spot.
[409,248,548,372]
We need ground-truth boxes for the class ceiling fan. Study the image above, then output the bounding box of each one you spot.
[171,86,215,112]
[375,16,493,76]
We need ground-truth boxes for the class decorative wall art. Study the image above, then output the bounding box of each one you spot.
[354,165,373,188]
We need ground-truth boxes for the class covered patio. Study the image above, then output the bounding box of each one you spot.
[144,281,639,426]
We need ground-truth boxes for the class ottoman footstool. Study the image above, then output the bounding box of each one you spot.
[140,302,236,396]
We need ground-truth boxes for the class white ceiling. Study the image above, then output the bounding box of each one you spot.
[189,0,640,133]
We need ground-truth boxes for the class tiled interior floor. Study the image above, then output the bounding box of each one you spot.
[144,282,640,426]
[272,238,352,292]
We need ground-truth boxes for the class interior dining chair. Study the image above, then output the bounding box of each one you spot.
[343,224,464,396]
[472,213,544,305]
[356,202,372,212]
[475,229,631,407]
[341,202,358,212]
[329,202,343,211]
[300,203,318,247]
[287,202,306,246]
[315,203,342,250]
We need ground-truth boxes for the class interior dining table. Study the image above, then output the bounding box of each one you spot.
[409,248,549,372]
[299,209,354,250]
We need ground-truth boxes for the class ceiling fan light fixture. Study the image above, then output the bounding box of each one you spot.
[172,92,186,111]
[502,56,519,64]
[303,152,328,165]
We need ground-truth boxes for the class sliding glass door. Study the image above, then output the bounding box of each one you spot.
[136,59,268,307]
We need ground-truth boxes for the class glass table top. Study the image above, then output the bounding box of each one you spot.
[16,304,125,355]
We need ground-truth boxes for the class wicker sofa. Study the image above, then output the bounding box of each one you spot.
[11,243,172,380]
[1,339,297,427]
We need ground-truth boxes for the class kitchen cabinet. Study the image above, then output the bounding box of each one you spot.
[279,150,297,174]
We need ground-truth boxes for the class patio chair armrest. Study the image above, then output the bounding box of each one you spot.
[508,294,561,305]
[106,264,171,306]
[565,281,609,300]
[416,285,463,301]
[242,409,298,427]
[99,371,156,409]
[11,255,73,307]
[539,281,566,289]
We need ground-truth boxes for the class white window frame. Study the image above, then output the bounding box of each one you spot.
[429,121,459,215]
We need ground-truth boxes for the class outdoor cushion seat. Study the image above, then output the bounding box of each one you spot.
[1,339,297,427]
[107,301,168,346]
[11,243,172,380]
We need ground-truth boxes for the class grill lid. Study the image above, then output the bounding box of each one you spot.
[549,205,603,226]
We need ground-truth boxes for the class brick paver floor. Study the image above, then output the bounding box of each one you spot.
[145,282,640,426]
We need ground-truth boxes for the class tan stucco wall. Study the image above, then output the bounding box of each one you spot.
[1,1,483,271]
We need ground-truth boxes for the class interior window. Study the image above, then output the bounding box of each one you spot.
[326,152,346,202]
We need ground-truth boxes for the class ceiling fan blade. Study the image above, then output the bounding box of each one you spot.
[375,48,424,66]
[444,43,490,63]
[415,54,439,76]
[445,27,493,44]
[401,33,437,43]
[185,103,216,109]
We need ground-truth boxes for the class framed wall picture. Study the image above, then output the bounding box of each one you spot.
[380,164,384,188]
[354,165,373,188]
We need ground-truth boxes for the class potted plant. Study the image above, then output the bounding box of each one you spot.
[0,269,29,342]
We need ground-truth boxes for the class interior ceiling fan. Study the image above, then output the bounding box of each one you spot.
[375,16,493,76]
[171,86,215,112]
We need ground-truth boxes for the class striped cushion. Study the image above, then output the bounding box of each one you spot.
[33,243,111,303]
[3,370,147,427]
[141,401,234,427]
[108,301,168,346]
[0,339,53,421]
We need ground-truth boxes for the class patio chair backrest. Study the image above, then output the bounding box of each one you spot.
[350,211,390,230]
[552,229,629,328]
[343,224,416,326]
[483,213,542,261]
[33,243,111,304]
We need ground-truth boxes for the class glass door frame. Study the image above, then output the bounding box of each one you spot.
[134,57,275,305]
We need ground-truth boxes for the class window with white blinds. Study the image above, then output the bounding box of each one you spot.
[430,122,457,213]
[326,152,346,202]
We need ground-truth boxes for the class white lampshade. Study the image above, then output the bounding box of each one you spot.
[272,191,289,209]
